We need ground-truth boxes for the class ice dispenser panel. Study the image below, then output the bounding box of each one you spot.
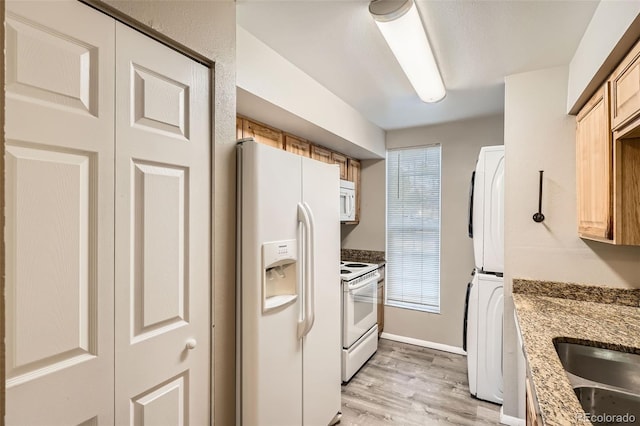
[262,239,297,312]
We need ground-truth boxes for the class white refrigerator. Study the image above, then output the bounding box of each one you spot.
[464,145,504,405]
[236,139,341,426]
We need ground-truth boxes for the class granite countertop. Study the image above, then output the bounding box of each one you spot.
[341,249,385,267]
[513,279,640,425]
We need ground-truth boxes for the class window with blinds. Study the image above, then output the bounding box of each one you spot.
[386,145,441,313]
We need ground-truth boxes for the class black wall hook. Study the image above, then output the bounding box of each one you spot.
[533,170,545,223]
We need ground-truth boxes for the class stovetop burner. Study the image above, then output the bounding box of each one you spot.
[339,260,379,281]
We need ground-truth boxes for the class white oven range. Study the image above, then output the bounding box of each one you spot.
[340,261,380,382]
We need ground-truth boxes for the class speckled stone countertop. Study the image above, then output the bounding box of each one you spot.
[513,279,640,425]
[341,249,385,266]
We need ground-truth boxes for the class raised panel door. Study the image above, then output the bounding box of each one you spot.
[284,134,311,157]
[243,118,283,149]
[348,159,361,222]
[311,145,332,164]
[576,83,612,241]
[331,152,348,180]
[114,23,211,426]
[4,1,115,424]
[612,129,640,245]
[236,117,244,139]
[611,40,640,130]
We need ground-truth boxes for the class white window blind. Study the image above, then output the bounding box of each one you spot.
[386,145,441,313]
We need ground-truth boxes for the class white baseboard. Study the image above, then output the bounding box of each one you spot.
[380,332,466,356]
[499,407,525,426]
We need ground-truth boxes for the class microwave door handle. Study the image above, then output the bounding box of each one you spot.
[349,193,355,216]
[344,192,350,217]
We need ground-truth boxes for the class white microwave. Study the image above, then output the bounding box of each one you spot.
[340,180,356,222]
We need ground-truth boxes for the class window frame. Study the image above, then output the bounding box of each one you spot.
[385,144,442,314]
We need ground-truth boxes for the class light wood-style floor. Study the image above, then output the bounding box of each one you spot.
[340,338,501,426]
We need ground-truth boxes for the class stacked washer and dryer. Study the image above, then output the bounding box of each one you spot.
[464,145,504,405]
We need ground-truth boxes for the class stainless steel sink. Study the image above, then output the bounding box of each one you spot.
[574,387,640,425]
[555,342,640,394]
[554,341,640,424]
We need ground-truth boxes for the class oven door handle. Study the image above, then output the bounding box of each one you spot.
[347,272,380,292]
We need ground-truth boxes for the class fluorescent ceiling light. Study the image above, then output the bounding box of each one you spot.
[370,0,445,103]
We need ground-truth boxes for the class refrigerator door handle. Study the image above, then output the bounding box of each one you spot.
[297,203,306,337]
[297,203,314,339]
[297,203,308,338]
[302,202,316,337]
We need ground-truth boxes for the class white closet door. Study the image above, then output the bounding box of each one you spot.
[114,23,211,426]
[4,1,115,425]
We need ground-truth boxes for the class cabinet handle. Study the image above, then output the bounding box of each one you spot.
[186,338,197,350]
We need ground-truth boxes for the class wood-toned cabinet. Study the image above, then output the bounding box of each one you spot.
[348,159,361,223]
[284,134,311,157]
[311,145,333,163]
[236,116,243,140]
[576,83,612,241]
[525,377,542,426]
[237,114,363,224]
[242,118,284,149]
[576,38,640,245]
[611,40,640,131]
[612,121,640,245]
[332,152,348,180]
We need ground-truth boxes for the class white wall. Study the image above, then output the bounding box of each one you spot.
[341,159,386,251]
[567,2,640,112]
[236,26,385,158]
[95,1,238,424]
[383,115,504,348]
[503,66,640,418]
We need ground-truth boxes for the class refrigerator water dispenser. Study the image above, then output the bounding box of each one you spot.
[262,239,297,312]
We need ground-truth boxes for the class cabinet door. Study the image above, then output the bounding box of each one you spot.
[525,377,542,426]
[612,126,640,245]
[236,116,244,139]
[348,159,361,223]
[243,118,283,149]
[611,40,640,130]
[576,83,612,240]
[311,145,333,163]
[332,152,348,180]
[284,134,311,157]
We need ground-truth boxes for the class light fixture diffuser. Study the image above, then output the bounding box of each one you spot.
[370,0,446,103]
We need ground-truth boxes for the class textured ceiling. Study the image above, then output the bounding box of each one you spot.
[237,0,599,130]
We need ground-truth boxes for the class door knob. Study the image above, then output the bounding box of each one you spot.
[186,338,197,350]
